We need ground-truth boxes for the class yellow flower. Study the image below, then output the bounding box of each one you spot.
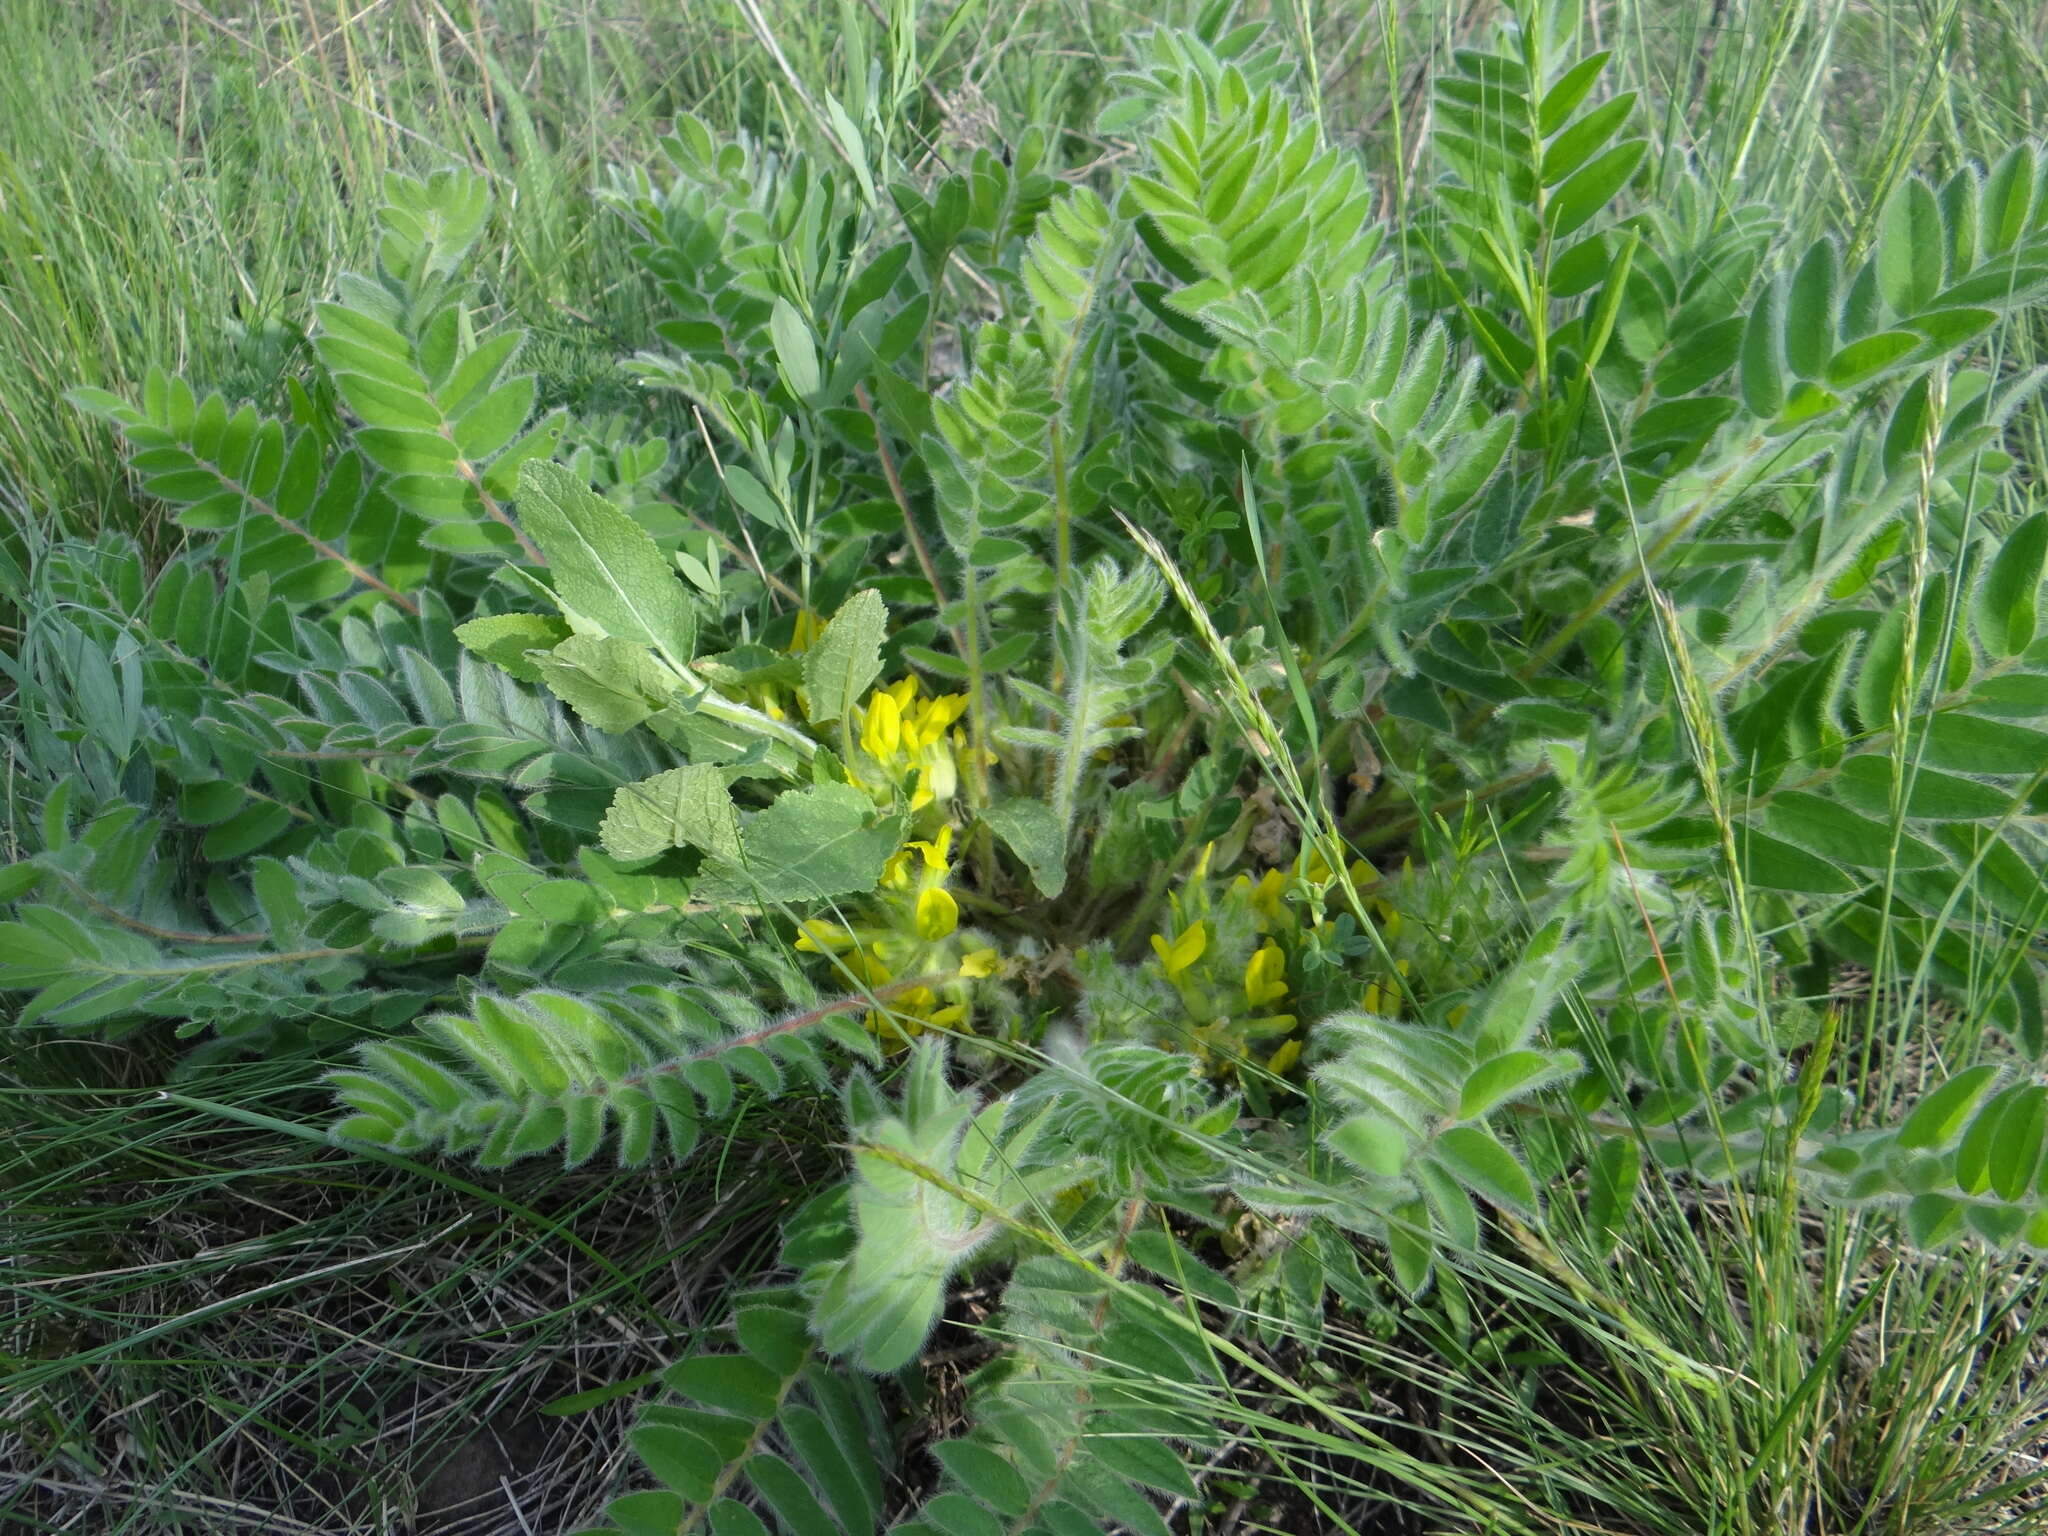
[1244,942,1289,1008]
[1370,895,1404,941]
[1267,1038,1301,1076]
[883,827,959,938]
[1303,846,1376,890]
[794,918,898,987]
[959,946,1000,979]
[856,679,968,811]
[1362,958,1410,1016]
[794,918,857,954]
[866,984,970,1045]
[1150,919,1208,980]
[915,886,959,941]
[907,826,955,874]
[1233,867,1290,929]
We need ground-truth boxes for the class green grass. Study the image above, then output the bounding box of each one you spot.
[6,0,2044,543]
[8,1,2048,1532]
[0,0,743,541]
[0,1038,828,1532]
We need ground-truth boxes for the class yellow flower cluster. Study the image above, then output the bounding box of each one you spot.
[795,825,995,1044]
[1146,888,1302,1081]
[881,826,964,941]
[758,628,995,1044]
[858,678,969,811]
[1146,844,1410,1079]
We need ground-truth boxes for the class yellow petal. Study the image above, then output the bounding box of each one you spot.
[836,948,893,987]
[920,754,957,804]
[1251,868,1289,926]
[1244,1013,1297,1036]
[1244,942,1289,1007]
[908,702,951,752]
[959,947,999,979]
[862,688,902,759]
[906,827,954,877]
[915,886,959,941]
[795,919,855,953]
[1153,920,1207,979]
[1267,1038,1301,1076]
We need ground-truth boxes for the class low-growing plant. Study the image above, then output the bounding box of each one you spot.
[9,0,2048,1528]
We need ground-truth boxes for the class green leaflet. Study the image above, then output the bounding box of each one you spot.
[802,589,887,725]
[535,634,681,732]
[693,782,905,905]
[1976,512,2048,659]
[979,796,1069,897]
[453,611,571,682]
[516,458,700,668]
[602,765,743,863]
